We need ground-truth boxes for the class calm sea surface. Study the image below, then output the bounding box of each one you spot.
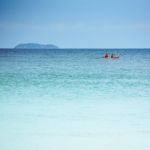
[0,49,150,150]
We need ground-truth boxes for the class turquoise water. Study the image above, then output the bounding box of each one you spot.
[0,49,150,150]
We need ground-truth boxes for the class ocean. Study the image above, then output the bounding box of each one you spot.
[0,49,150,150]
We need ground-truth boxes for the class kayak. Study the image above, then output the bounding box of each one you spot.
[102,56,109,59]
[102,56,119,59]
[112,56,119,59]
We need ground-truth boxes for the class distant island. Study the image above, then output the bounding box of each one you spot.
[14,43,59,49]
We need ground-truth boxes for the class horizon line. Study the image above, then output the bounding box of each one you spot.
[0,47,150,49]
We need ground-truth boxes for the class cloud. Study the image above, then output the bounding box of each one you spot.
[0,21,150,34]
[0,22,84,31]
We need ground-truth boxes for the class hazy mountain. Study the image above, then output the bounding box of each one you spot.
[14,43,59,49]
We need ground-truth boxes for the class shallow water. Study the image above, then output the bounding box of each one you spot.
[0,49,150,150]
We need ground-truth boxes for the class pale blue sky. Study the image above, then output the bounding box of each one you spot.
[0,0,150,48]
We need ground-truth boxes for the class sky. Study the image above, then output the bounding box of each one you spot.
[0,0,150,48]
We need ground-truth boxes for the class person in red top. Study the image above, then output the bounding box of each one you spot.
[104,53,109,58]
